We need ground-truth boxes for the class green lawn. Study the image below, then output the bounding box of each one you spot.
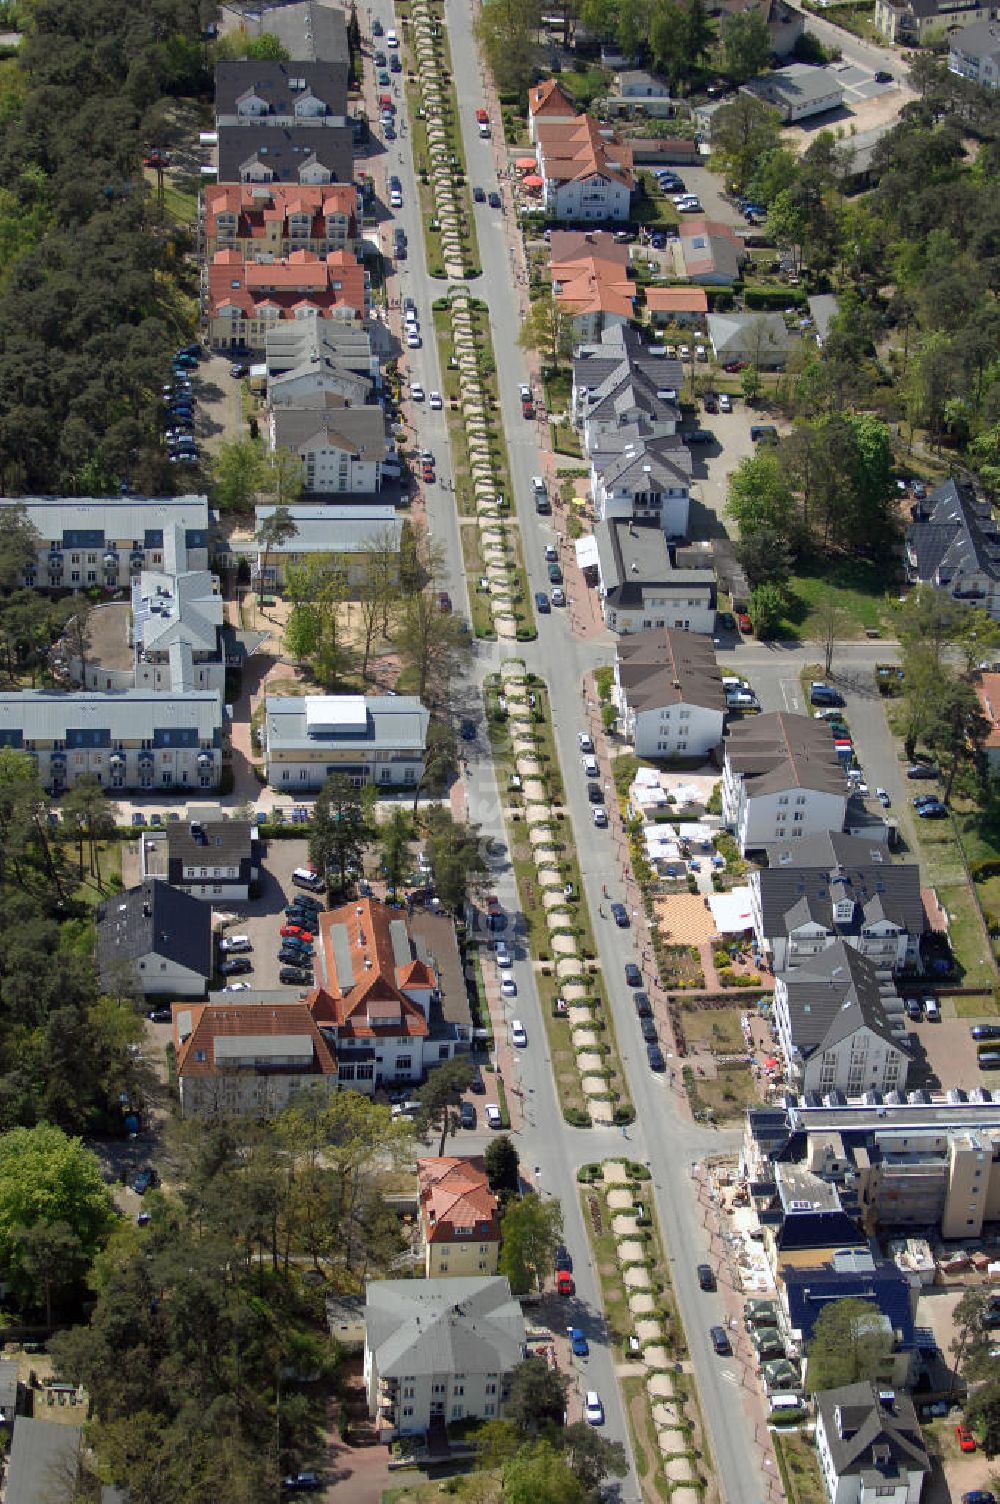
[774,1430,826,1504]
[71,839,123,908]
[778,555,890,639]
[632,174,681,230]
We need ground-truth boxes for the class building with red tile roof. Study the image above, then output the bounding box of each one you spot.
[535,116,634,222]
[304,897,468,1089]
[203,183,358,258]
[549,230,634,339]
[645,286,709,326]
[417,1157,501,1277]
[975,671,1000,770]
[173,1000,338,1118]
[207,248,366,351]
[526,78,577,140]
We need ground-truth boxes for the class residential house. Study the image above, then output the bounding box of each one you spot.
[750,830,925,973]
[645,286,709,328]
[781,1249,916,1357]
[711,0,804,54]
[75,568,228,697]
[202,183,358,259]
[679,218,747,285]
[305,896,470,1088]
[603,68,674,118]
[535,116,634,222]
[876,0,991,43]
[207,248,366,350]
[265,318,379,387]
[261,0,352,67]
[572,324,683,451]
[5,1419,81,1504]
[140,815,260,901]
[707,311,790,369]
[0,496,211,593]
[214,60,348,126]
[589,518,715,635]
[814,1384,929,1504]
[96,881,213,998]
[742,62,845,121]
[244,503,402,592]
[0,689,223,794]
[949,18,1000,81]
[264,693,428,790]
[773,941,910,1098]
[906,478,1000,620]
[526,78,577,141]
[808,293,840,346]
[742,1096,1000,1239]
[268,406,386,494]
[549,231,635,340]
[722,712,847,853]
[216,124,354,188]
[417,1157,501,1278]
[974,671,1000,769]
[268,363,372,411]
[589,430,692,536]
[0,1360,25,1437]
[614,627,725,758]
[173,1001,339,1118]
[364,1276,526,1435]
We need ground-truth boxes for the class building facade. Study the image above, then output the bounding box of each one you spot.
[722,712,847,853]
[207,248,366,351]
[268,406,387,494]
[614,627,724,758]
[202,183,358,259]
[417,1157,501,1278]
[0,496,211,593]
[815,1384,928,1504]
[264,694,427,790]
[97,882,213,998]
[174,1000,339,1117]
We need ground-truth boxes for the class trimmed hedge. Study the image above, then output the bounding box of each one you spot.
[744,284,808,309]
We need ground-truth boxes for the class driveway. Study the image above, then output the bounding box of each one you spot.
[688,403,764,537]
[193,352,245,456]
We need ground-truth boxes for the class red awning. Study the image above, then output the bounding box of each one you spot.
[522,174,543,189]
[515,156,537,170]
[764,1057,779,1069]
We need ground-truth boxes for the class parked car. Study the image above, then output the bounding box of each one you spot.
[584,1391,604,1426]
[578,732,594,752]
[474,185,486,202]
[917,801,948,818]
[633,992,652,1018]
[459,1101,476,1129]
[592,806,608,827]
[282,1474,321,1493]
[906,763,937,779]
[625,962,642,986]
[972,1025,1000,1041]
[640,1017,658,1043]
[132,1167,156,1195]
[587,782,603,804]
[719,393,732,412]
[535,591,551,613]
[710,1325,732,1355]
[280,967,314,985]
[148,1007,172,1023]
[697,1263,715,1291]
[570,1327,589,1356]
[488,190,501,208]
[219,956,253,976]
[485,1104,502,1128]
[551,587,566,606]
[610,902,629,927]
[437,590,452,612]
[956,1425,977,1453]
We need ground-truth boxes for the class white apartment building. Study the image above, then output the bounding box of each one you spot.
[264,694,427,791]
[614,627,724,759]
[722,712,848,854]
[0,496,211,592]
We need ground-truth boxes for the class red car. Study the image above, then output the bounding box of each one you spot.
[521,399,535,419]
[737,612,752,633]
[475,107,489,123]
[556,1269,574,1296]
[723,360,745,373]
[437,590,452,612]
[956,1425,976,1453]
[422,462,435,482]
[280,924,314,941]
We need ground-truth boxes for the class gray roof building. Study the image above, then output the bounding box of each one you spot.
[0,496,210,561]
[591,431,692,492]
[905,477,1000,606]
[0,688,223,750]
[777,942,906,1061]
[5,1418,81,1504]
[815,1383,928,1494]
[265,320,377,380]
[365,1276,526,1378]
[215,60,348,122]
[265,694,428,756]
[217,124,353,187]
[755,831,924,942]
[726,712,847,798]
[707,312,790,368]
[255,1,351,67]
[741,62,845,120]
[807,294,840,345]
[572,324,684,437]
[96,881,213,993]
[271,405,387,464]
[249,503,401,558]
[616,627,724,713]
[593,518,715,616]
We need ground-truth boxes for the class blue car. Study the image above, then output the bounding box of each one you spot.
[569,1327,589,1356]
[610,902,629,927]
[535,591,551,613]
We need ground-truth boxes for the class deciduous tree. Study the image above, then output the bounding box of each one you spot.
[710,94,782,193]
[416,1057,474,1155]
[806,1298,894,1391]
[498,1192,563,1293]
[505,1363,571,1434]
[721,7,772,81]
[309,775,374,894]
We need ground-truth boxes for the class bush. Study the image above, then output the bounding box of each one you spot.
[744,284,809,310]
[971,858,1000,881]
[565,1106,592,1127]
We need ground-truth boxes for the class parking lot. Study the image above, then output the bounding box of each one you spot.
[688,404,773,535]
[906,1007,1000,1094]
[213,837,328,993]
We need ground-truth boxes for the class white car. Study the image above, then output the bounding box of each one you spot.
[419,449,434,463]
[223,981,252,992]
[511,1019,527,1047]
[695,344,707,361]
[497,954,514,974]
[501,977,517,998]
[406,332,421,348]
[390,189,403,208]
[410,383,425,401]
[876,787,891,807]
[219,935,252,953]
[585,1391,604,1426]
[679,344,691,359]
[519,383,531,401]
[718,393,732,412]
[551,587,566,606]
[429,390,443,409]
[593,806,608,827]
[485,1104,502,1129]
[578,732,594,753]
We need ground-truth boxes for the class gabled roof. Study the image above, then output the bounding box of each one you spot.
[645,286,709,315]
[815,1383,928,1484]
[594,518,714,608]
[173,1000,338,1078]
[679,218,746,282]
[707,310,789,355]
[216,123,353,189]
[262,1,351,66]
[527,78,577,118]
[96,882,213,985]
[574,325,684,433]
[305,897,435,1038]
[167,818,254,867]
[550,232,634,320]
[777,941,909,1062]
[784,1262,916,1346]
[203,183,357,244]
[271,404,386,461]
[418,1157,501,1243]
[754,835,924,941]
[725,712,846,797]
[365,1277,526,1377]
[5,1419,80,1504]
[975,671,1000,748]
[592,432,692,491]
[207,248,365,321]
[617,627,725,714]
[536,116,634,190]
[906,477,1000,586]
[215,60,347,117]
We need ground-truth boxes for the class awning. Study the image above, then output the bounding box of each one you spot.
[522,174,544,189]
[575,534,599,571]
[708,887,754,934]
[515,156,537,170]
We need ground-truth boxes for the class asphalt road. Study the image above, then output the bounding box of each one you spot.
[782,0,898,72]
